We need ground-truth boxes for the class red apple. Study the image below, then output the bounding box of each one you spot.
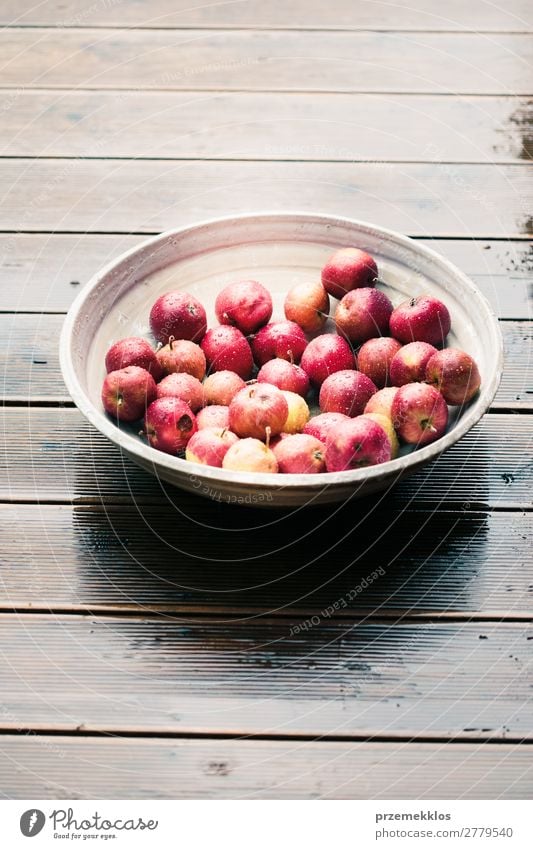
[325,416,391,471]
[303,412,350,443]
[335,287,393,345]
[391,382,448,445]
[222,438,278,473]
[215,279,272,334]
[156,373,205,412]
[300,334,355,387]
[362,412,399,459]
[389,295,451,346]
[185,427,238,468]
[319,370,377,417]
[257,358,310,397]
[156,338,206,380]
[105,336,163,381]
[251,321,307,366]
[201,326,254,379]
[357,337,403,388]
[144,397,197,454]
[229,383,289,440]
[321,248,378,300]
[390,341,438,386]
[273,433,326,474]
[102,366,157,423]
[284,280,330,333]
[363,386,399,419]
[203,370,246,406]
[196,405,230,430]
[149,291,207,344]
[425,348,481,405]
[281,390,310,434]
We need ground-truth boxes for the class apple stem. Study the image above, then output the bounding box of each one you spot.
[265,426,271,449]
[169,335,175,350]
[246,378,258,385]
[220,427,228,438]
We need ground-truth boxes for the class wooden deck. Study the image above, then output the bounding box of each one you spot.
[0,0,532,799]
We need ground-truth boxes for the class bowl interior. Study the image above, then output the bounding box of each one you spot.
[63,214,502,506]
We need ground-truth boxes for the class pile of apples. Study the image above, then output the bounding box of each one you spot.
[101,247,481,475]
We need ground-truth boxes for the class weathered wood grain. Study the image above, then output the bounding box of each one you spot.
[1,30,531,94]
[2,236,531,316]
[2,92,531,163]
[0,160,530,237]
[0,614,531,738]
[0,409,530,508]
[0,736,531,800]
[1,504,531,616]
[1,0,531,32]
[1,315,531,408]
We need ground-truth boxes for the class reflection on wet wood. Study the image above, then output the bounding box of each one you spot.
[1,505,531,616]
[1,615,532,739]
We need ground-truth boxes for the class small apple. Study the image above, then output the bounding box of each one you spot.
[362,412,400,459]
[319,369,377,417]
[325,416,391,471]
[390,341,438,386]
[357,337,403,388]
[185,427,239,467]
[284,280,330,333]
[144,397,197,454]
[149,291,207,344]
[105,336,163,381]
[201,326,254,379]
[156,373,206,412]
[321,248,378,300]
[303,412,350,443]
[215,279,272,334]
[300,334,355,387]
[335,287,393,345]
[222,438,278,473]
[102,366,157,423]
[156,338,206,380]
[229,383,289,440]
[389,295,451,346]
[391,382,448,445]
[281,390,310,434]
[203,370,246,406]
[273,433,326,474]
[251,320,307,366]
[257,358,310,397]
[425,348,481,405]
[363,386,399,419]
[196,405,230,430]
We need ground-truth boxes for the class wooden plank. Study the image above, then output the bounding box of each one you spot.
[0,30,531,94]
[2,235,531,317]
[1,1,531,32]
[0,409,530,508]
[0,614,531,738]
[0,736,531,800]
[2,92,532,164]
[0,160,530,237]
[2,315,531,409]
[1,504,531,616]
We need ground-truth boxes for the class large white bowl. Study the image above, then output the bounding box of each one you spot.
[60,213,503,508]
